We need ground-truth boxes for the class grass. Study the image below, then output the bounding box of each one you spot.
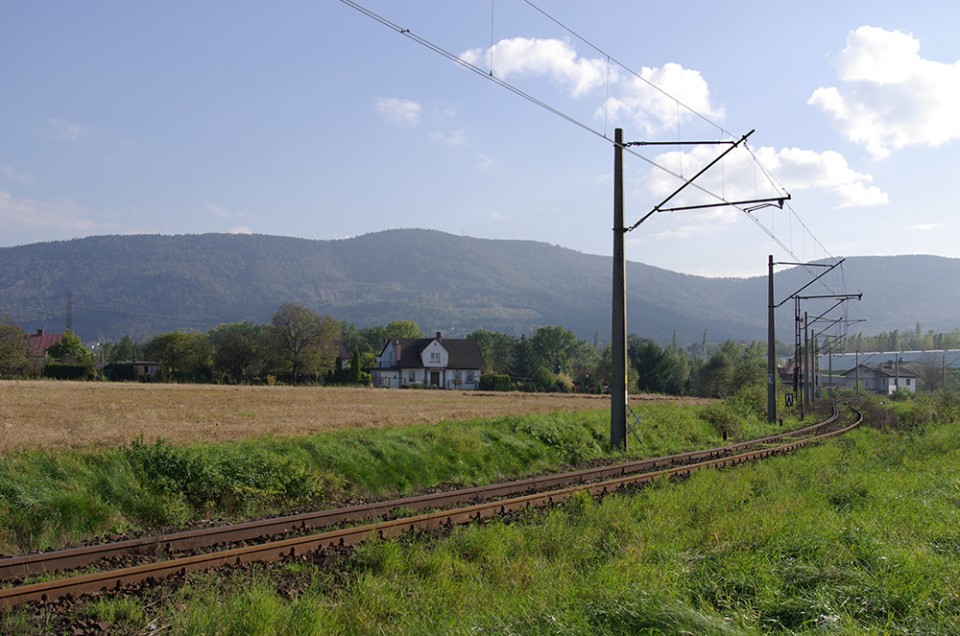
[1,381,694,454]
[10,407,954,635]
[0,400,762,555]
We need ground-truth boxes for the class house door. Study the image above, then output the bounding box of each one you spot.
[430,371,440,387]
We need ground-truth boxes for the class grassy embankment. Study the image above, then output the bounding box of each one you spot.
[4,393,955,635]
[0,390,783,557]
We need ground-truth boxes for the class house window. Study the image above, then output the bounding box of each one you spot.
[430,352,440,363]
[408,371,416,382]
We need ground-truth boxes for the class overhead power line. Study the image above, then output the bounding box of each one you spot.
[339,0,861,300]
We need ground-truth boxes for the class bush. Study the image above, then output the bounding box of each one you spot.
[124,438,325,513]
[531,367,557,392]
[480,373,512,391]
[44,361,97,380]
[701,403,742,440]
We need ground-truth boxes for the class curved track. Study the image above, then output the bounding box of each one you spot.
[0,401,862,610]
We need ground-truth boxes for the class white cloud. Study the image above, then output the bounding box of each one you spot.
[460,37,608,97]
[45,117,93,141]
[488,210,505,221]
[809,26,960,159]
[600,63,724,134]
[375,98,422,127]
[908,223,941,231]
[639,144,887,212]
[460,39,723,134]
[429,129,466,146]
[476,154,495,171]
[229,225,253,235]
[206,203,232,219]
[0,166,33,184]
[753,147,888,208]
[0,191,118,236]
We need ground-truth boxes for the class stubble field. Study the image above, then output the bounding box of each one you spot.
[0,381,703,454]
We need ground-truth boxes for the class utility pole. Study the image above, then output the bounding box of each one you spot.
[610,128,787,449]
[66,290,74,332]
[856,350,861,395]
[611,129,627,450]
[772,259,846,423]
[767,255,776,423]
[804,311,810,413]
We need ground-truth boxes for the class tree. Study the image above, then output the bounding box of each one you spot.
[108,335,142,363]
[529,325,580,375]
[209,322,266,383]
[467,329,516,374]
[349,349,363,384]
[628,336,665,393]
[144,331,213,382]
[511,335,537,380]
[0,317,26,377]
[47,330,93,364]
[44,330,97,380]
[269,303,339,383]
[657,343,691,395]
[698,341,737,397]
[358,320,425,353]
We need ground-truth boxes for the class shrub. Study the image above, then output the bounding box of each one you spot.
[701,403,742,440]
[479,373,512,391]
[43,361,97,380]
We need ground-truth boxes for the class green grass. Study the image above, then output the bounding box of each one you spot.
[14,411,953,635]
[4,395,959,634]
[0,401,767,555]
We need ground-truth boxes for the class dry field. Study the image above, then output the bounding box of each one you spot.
[0,381,703,454]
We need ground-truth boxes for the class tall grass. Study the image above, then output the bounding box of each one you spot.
[0,402,747,554]
[21,409,954,635]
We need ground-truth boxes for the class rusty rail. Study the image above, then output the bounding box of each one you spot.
[0,405,843,582]
[0,402,861,610]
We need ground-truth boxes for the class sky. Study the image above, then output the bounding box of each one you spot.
[2,1,959,278]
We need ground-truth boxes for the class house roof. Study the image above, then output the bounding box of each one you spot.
[23,330,62,357]
[332,340,350,360]
[383,335,485,370]
[842,363,918,379]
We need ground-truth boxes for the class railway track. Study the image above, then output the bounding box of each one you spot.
[0,401,862,610]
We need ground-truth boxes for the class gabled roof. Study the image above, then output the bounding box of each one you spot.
[383,335,484,370]
[23,330,62,357]
[842,363,918,379]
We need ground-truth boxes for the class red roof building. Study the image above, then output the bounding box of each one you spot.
[24,329,63,358]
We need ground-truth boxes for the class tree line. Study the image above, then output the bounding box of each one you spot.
[840,325,960,354]
[1,304,776,398]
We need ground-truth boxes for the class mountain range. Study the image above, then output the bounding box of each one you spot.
[1,230,957,345]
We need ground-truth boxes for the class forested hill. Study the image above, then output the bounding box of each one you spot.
[1,230,958,343]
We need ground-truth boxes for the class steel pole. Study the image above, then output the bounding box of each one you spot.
[767,255,776,423]
[611,129,627,450]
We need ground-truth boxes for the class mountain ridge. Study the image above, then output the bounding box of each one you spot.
[1,230,957,344]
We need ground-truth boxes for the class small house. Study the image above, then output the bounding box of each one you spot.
[840,362,917,395]
[370,332,484,390]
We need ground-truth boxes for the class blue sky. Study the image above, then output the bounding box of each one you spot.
[2,1,959,277]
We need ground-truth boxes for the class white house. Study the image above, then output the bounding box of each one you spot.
[370,332,485,390]
[840,362,917,395]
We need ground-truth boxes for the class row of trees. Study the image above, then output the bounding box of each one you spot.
[1,307,773,397]
[841,325,960,354]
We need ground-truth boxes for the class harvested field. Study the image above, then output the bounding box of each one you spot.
[0,381,707,454]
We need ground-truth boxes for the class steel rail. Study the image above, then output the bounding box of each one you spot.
[0,403,862,610]
[0,407,842,582]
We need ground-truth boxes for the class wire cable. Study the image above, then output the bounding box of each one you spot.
[340,0,860,301]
